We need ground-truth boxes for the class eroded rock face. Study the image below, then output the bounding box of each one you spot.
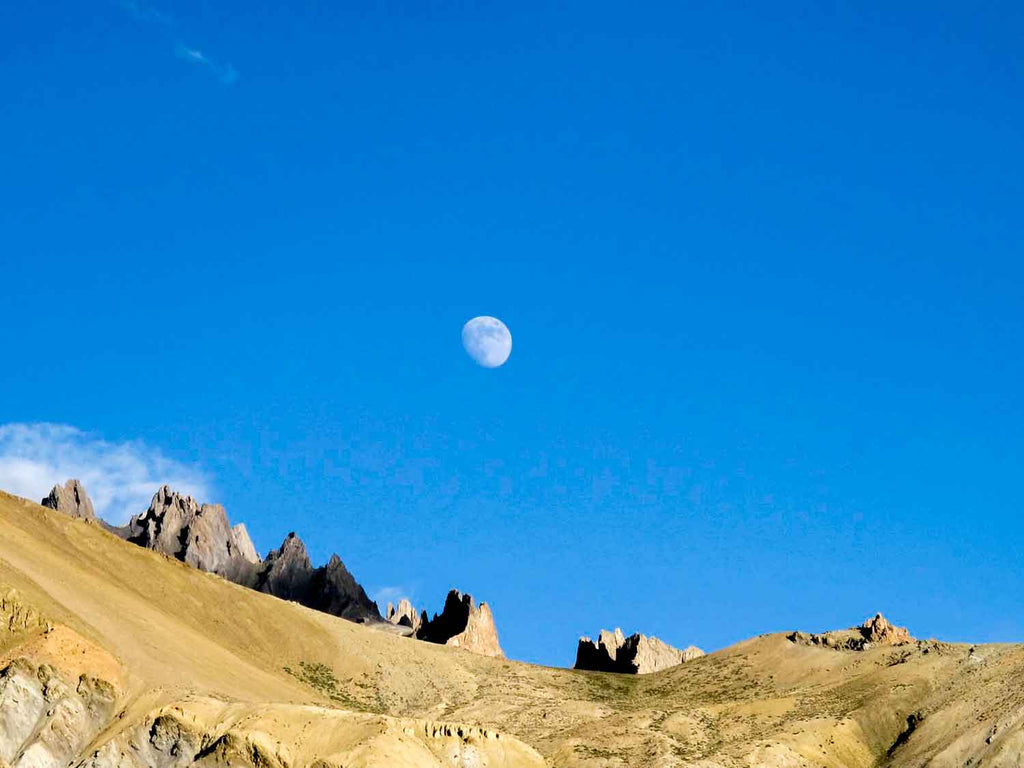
[575,628,704,674]
[0,589,47,638]
[126,486,251,576]
[417,590,504,658]
[387,599,423,634]
[76,700,545,768]
[40,479,96,520]
[862,613,912,646]
[0,659,118,767]
[788,612,914,651]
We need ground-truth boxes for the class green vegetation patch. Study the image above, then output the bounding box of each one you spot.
[283,660,375,712]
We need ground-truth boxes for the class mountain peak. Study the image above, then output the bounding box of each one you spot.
[417,589,503,658]
[41,479,96,521]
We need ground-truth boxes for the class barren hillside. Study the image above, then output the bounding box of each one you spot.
[1,490,1022,767]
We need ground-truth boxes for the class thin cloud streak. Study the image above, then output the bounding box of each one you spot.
[174,42,239,85]
[114,0,239,85]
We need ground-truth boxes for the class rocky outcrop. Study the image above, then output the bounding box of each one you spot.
[75,699,546,768]
[387,598,423,634]
[40,479,96,520]
[417,590,504,658]
[253,532,313,601]
[124,486,254,577]
[788,612,914,651]
[0,589,48,638]
[0,658,118,767]
[112,487,379,625]
[575,628,704,674]
[862,612,913,645]
[253,535,379,623]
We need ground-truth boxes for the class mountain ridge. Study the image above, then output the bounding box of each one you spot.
[6,487,1024,766]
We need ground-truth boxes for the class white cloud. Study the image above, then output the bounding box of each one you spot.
[0,423,211,524]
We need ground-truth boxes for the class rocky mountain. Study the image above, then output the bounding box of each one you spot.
[122,485,260,579]
[251,534,379,622]
[575,627,704,674]
[387,598,423,634]
[417,590,504,658]
[40,478,95,520]
[39,481,506,642]
[788,612,914,651]
[51,481,382,625]
[8,488,1024,766]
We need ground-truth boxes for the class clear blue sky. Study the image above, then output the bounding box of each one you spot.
[2,1,1022,666]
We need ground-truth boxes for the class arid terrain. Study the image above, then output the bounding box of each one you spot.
[2,488,1024,767]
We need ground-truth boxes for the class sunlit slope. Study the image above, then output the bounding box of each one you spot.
[2,489,1024,767]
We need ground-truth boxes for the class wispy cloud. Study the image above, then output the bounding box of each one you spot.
[114,0,239,85]
[174,43,239,85]
[0,423,211,524]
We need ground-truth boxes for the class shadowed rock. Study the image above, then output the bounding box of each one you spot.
[250,533,379,623]
[41,479,96,520]
[417,590,504,657]
[254,532,314,601]
[575,628,703,674]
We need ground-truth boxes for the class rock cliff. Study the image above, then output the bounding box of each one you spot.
[417,590,504,658]
[575,628,704,674]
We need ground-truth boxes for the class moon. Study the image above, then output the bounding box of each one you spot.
[462,316,512,368]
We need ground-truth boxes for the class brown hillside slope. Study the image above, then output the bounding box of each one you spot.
[1,489,1023,766]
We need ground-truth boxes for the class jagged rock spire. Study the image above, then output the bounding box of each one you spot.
[575,628,703,674]
[41,479,96,520]
[417,590,504,658]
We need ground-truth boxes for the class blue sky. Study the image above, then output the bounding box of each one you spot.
[2,1,1022,666]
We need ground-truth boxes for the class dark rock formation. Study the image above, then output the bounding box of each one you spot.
[252,532,313,601]
[417,590,503,657]
[575,628,703,674]
[41,479,96,520]
[252,535,379,623]
[788,613,914,651]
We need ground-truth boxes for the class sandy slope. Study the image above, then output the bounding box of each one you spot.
[1,490,1023,767]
